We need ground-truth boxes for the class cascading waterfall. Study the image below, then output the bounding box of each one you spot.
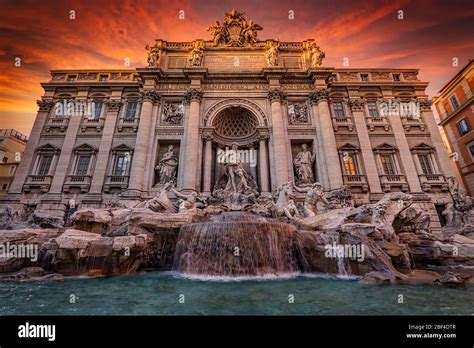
[172,212,308,276]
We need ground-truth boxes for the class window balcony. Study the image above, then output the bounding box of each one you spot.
[23,175,53,193]
[63,175,92,193]
[44,117,70,133]
[401,115,426,132]
[80,116,105,133]
[343,174,369,192]
[103,175,129,193]
[331,116,354,132]
[419,173,448,192]
[117,117,139,132]
[380,174,408,192]
[366,116,390,132]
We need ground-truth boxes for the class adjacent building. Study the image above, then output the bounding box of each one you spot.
[433,60,474,194]
[0,129,28,195]
[1,11,457,232]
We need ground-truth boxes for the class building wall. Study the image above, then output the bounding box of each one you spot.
[434,60,474,194]
[0,130,27,195]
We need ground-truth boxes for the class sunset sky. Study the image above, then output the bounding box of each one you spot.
[0,0,473,135]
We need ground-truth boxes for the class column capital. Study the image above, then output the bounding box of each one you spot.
[349,98,365,112]
[201,128,214,141]
[141,90,161,104]
[309,88,329,105]
[185,88,203,103]
[105,99,123,112]
[419,99,432,112]
[36,99,55,112]
[267,89,285,102]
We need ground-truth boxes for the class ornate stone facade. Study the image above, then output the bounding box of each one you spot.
[1,10,456,235]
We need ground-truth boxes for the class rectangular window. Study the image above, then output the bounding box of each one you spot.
[450,95,460,110]
[92,102,103,120]
[333,102,345,119]
[343,154,359,175]
[418,154,434,175]
[125,102,137,119]
[37,155,53,176]
[67,75,77,82]
[8,165,15,175]
[100,75,108,82]
[360,74,369,81]
[114,155,129,176]
[2,183,8,190]
[469,143,474,158]
[393,74,401,81]
[456,118,471,136]
[367,102,380,118]
[380,154,397,175]
[75,155,91,176]
[2,156,7,163]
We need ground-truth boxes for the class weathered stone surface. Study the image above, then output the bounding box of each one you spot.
[0,228,62,273]
[32,209,64,228]
[72,208,131,235]
[128,209,193,235]
[298,208,353,230]
[408,269,441,284]
[55,229,106,250]
[128,209,191,270]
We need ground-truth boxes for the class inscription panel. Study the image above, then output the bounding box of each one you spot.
[205,55,266,72]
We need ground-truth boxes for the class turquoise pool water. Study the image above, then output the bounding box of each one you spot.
[0,272,472,315]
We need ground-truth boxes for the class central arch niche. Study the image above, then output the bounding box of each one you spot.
[213,107,259,139]
[201,105,270,194]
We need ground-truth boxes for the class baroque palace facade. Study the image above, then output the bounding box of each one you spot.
[2,10,456,231]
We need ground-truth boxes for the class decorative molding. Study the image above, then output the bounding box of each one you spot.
[267,89,285,102]
[141,90,161,103]
[105,100,123,112]
[204,98,268,126]
[419,99,432,112]
[37,100,55,112]
[309,88,329,105]
[349,98,365,112]
[185,89,203,103]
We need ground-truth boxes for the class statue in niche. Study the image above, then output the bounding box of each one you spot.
[309,43,325,68]
[265,41,279,67]
[145,44,161,68]
[214,143,258,195]
[288,103,309,124]
[155,145,178,186]
[293,144,316,185]
[188,41,205,67]
[162,102,185,125]
[293,182,329,217]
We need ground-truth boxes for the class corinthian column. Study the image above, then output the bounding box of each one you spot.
[258,133,270,193]
[349,98,382,193]
[127,90,160,195]
[268,89,290,188]
[310,89,343,189]
[202,132,213,193]
[9,100,54,195]
[387,101,422,193]
[49,98,85,194]
[182,89,203,191]
[89,100,123,194]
